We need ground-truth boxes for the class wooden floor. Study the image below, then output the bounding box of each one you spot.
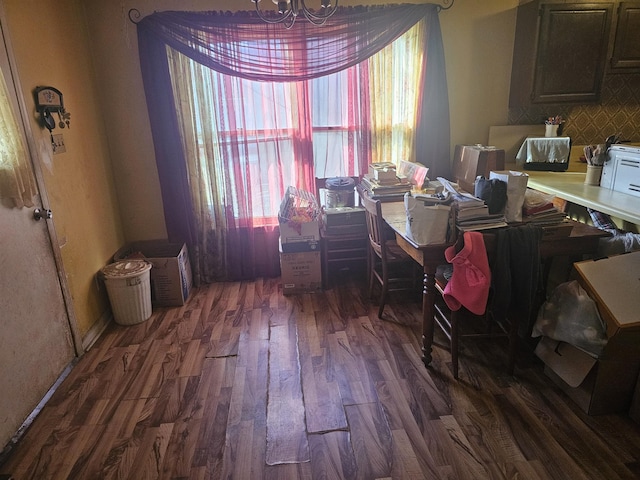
[2,274,640,479]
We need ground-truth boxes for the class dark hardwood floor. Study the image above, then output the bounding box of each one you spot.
[2,273,640,479]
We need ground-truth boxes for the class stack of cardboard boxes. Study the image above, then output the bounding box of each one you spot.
[278,186,322,295]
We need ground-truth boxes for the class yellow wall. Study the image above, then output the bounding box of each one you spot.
[2,0,124,339]
[2,0,521,340]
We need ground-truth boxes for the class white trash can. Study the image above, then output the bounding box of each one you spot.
[101,260,153,325]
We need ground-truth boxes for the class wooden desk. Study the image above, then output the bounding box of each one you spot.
[381,201,609,369]
[380,202,451,366]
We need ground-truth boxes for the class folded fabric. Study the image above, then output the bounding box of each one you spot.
[443,231,491,315]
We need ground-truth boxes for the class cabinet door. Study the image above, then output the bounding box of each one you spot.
[533,3,614,104]
[610,2,640,71]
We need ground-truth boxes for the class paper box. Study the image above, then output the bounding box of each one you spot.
[279,186,321,251]
[280,245,322,295]
[453,145,505,194]
[368,162,398,183]
[536,252,640,414]
[114,240,193,306]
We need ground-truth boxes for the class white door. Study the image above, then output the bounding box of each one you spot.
[0,15,78,450]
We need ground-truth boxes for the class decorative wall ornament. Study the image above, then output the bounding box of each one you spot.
[34,86,71,153]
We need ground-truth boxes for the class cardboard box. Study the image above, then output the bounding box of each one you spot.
[279,186,321,250]
[535,252,640,414]
[280,236,320,253]
[114,240,193,306]
[279,217,320,245]
[453,145,505,194]
[280,247,322,295]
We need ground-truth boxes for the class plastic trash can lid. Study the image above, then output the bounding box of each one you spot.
[325,177,355,190]
[101,260,152,278]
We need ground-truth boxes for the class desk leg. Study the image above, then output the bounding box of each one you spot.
[421,267,437,367]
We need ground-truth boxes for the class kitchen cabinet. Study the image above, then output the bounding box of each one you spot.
[610,2,640,71]
[509,1,615,106]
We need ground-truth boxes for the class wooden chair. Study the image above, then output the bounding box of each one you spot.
[359,188,419,318]
[315,177,368,289]
[433,233,519,379]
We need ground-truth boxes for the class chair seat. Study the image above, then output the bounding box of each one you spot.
[385,241,414,263]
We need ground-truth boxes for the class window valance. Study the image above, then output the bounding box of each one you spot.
[136,4,439,81]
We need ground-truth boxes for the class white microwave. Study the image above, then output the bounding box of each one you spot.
[600,145,640,198]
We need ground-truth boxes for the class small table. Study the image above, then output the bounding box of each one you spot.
[516,136,571,171]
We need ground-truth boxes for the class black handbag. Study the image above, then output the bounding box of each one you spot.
[474,177,507,215]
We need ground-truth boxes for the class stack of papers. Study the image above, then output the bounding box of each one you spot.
[522,207,567,226]
[521,194,566,225]
[360,175,412,201]
[437,177,507,231]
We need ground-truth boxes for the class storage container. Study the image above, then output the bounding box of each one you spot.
[101,260,152,325]
[325,177,355,208]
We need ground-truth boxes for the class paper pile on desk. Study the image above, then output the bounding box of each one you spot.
[437,177,507,231]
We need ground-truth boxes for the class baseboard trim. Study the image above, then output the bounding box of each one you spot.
[0,313,112,467]
[82,310,113,352]
[0,359,76,467]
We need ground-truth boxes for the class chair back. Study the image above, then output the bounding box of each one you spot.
[360,189,387,261]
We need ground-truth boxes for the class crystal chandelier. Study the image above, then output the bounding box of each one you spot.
[251,0,339,28]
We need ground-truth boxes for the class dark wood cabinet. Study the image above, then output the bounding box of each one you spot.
[320,230,367,289]
[509,1,614,106]
[610,2,640,71]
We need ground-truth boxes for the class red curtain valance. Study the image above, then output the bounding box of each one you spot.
[136,4,438,81]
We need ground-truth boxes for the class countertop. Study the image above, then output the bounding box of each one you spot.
[510,160,640,226]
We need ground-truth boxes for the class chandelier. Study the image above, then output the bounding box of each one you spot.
[251,0,339,28]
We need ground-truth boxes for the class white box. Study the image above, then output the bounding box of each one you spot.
[279,220,321,247]
[280,247,322,295]
[368,162,398,183]
[278,186,321,249]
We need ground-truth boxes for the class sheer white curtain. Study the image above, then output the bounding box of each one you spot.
[369,20,425,165]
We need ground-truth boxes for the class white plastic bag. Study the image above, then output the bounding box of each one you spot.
[404,193,451,245]
[532,280,608,356]
[489,170,529,223]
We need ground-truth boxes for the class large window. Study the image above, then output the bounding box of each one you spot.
[169,20,424,226]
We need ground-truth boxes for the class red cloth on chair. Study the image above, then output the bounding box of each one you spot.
[443,231,491,315]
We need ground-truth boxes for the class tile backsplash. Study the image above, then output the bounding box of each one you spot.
[508,74,640,146]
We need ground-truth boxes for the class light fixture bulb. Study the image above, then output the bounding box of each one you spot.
[254,0,339,27]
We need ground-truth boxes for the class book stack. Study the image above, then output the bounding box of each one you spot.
[361,163,412,200]
[522,202,567,226]
[437,177,507,231]
[456,204,508,231]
